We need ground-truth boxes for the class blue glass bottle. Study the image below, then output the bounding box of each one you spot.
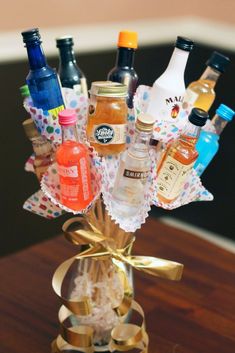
[107,30,138,108]
[194,104,234,176]
[21,28,64,116]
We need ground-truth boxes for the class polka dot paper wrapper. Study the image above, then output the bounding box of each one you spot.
[101,148,157,233]
[23,190,64,219]
[24,88,88,144]
[41,147,102,215]
[23,86,213,229]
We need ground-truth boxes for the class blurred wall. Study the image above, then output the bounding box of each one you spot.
[0,0,234,32]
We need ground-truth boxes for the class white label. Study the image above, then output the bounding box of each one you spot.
[57,165,78,178]
[60,184,79,201]
[80,77,88,98]
[157,156,193,200]
[80,157,90,201]
[90,124,127,145]
[147,84,184,122]
[73,84,82,95]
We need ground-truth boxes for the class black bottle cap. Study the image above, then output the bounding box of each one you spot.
[21,28,41,43]
[175,36,194,52]
[188,108,208,126]
[56,36,74,47]
[206,51,230,73]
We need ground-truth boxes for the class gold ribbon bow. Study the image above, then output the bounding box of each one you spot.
[52,216,184,353]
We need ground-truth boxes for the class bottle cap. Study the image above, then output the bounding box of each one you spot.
[20,85,30,98]
[136,114,155,132]
[188,108,208,126]
[56,36,74,47]
[175,36,194,52]
[118,30,138,49]
[216,104,234,122]
[90,81,128,97]
[21,28,41,43]
[58,109,77,126]
[22,118,40,139]
[206,51,230,73]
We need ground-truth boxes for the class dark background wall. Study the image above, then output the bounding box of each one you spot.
[1,42,235,257]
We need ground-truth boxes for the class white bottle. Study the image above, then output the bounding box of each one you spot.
[147,36,194,123]
[111,114,155,217]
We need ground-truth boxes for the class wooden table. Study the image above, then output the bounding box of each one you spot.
[1,217,235,353]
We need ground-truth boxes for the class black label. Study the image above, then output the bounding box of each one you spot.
[94,125,114,144]
[123,169,149,179]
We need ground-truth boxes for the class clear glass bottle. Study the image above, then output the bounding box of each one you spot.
[21,28,64,117]
[194,104,234,176]
[56,36,88,97]
[56,109,93,211]
[182,51,230,113]
[157,108,208,204]
[147,36,194,123]
[22,118,54,181]
[107,30,138,108]
[86,81,128,156]
[112,114,155,217]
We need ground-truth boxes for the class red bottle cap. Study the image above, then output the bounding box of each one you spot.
[58,109,77,126]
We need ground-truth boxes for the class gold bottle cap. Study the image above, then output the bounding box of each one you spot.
[136,114,155,132]
[22,118,40,139]
[90,81,128,97]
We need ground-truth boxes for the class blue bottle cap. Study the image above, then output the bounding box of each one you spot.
[216,104,234,122]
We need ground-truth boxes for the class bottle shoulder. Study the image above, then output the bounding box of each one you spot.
[27,65,56,80]
[108,67,138,80]
[187,79,215,94]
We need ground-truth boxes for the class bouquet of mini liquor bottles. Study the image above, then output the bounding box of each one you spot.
[20,28,234,352]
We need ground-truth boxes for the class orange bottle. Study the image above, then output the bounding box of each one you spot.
[56,109,93,210]
[157,108,208,204]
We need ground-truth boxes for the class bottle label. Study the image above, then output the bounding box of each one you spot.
[147,85,184,122]
[57,165,78,178]
[60,184,80,202]
[157,156,193,200]
[48,105,65,120]
[182,89,199,113]
[91,124,127,145]
[123,169,149,179]
[73,84,82,95]
[80,157,90,201]
[80,77,88,97]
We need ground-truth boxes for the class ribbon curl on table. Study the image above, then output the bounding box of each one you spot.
[52,216,184,353]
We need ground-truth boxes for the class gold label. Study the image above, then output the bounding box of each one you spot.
[157,156,193,200]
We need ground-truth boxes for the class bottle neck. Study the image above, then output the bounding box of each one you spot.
[58,45,76,65]
[61,124,79,143]
[133,129,152,147]
[211,114,228,136]
[116,47,135,68]
[179,121,201,147]
[25,41,47,70]
[200,66,221,87]
[165,47,190,76]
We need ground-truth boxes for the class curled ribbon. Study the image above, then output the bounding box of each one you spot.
[52,216,184,353]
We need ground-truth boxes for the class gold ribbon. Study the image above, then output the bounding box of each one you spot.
[52,216,184,353]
